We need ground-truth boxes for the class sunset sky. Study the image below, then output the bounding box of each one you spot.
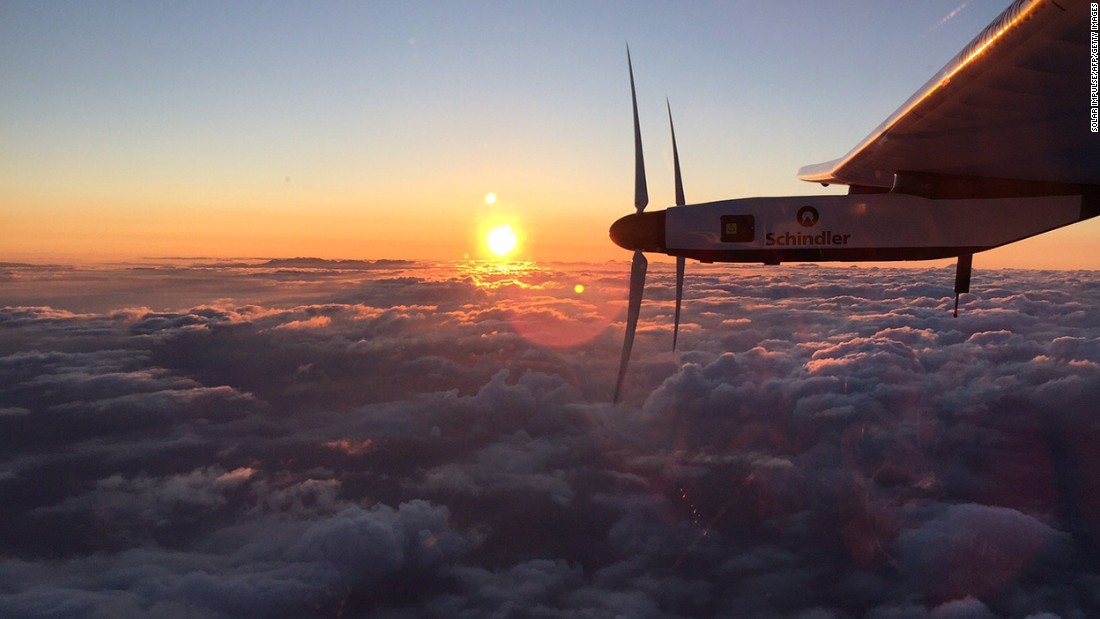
[2,1,1097,268]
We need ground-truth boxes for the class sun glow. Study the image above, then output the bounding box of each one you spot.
[486,224,518,258]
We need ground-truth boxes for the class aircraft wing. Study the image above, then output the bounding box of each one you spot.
[798,0,1099,191]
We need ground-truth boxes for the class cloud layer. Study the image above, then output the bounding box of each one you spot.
[1,260,1099,618]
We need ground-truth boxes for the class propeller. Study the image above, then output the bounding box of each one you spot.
[612,51,694,401]
[613,47,650,404]
[668,99,686,351]
[629,48,648,214]
[614,250,647,403]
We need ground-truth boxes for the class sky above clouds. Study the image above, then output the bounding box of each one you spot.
[2,260,1100,617]
[2,0,1098,267]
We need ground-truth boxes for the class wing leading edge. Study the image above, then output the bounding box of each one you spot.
[798,0,1100,192]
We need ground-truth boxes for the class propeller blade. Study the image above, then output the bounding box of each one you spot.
[667,99,685,207]
[614,250,648,403]
[673,256,685,350]
[668,100,686,351]
[628,47,648,213]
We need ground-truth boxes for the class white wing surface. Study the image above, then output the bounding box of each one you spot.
[798,0,1100,190]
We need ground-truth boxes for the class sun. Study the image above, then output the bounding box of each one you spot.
[486,224,518,258]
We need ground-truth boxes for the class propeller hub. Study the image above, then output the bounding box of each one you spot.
[609,211,666,252]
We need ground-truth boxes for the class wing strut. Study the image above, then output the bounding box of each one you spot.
[953,254,973,318]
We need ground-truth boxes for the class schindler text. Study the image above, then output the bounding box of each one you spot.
[765,230,852,247]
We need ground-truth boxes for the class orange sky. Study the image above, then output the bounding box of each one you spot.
[2,2,1097,269]
[4,187,1098,270]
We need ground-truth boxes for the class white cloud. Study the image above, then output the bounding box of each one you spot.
[2,262,1099,617]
